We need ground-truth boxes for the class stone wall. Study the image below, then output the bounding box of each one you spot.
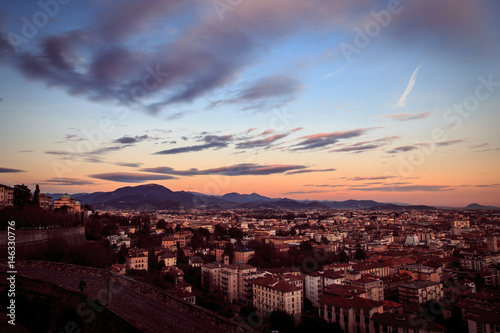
[0,225,85,247]
[0,272,142,333]
[15,260,253,332]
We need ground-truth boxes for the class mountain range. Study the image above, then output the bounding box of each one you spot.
[46,184,499,211]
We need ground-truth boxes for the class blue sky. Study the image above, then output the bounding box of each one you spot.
[1,0,499,206]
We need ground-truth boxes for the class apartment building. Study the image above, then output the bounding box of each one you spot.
[162,236,177,251]
[253,276,303,323]
[381,273,414,299]
[201,262,258,303]
[215,245,255,264]
[318,294,384,333]
[159,253,177,267]
[305,270,345,307]
[201,262,225,293]
[0,184,14,208]
[399,264,441,283]
[398,281,443,305]
[351,262,390,278]
[220,264,258,303]
[371,312,446,333]
[126,248,148,271]
[38,193,52,210]
[173,231,192,248]
[234,246,255,264]
[351,278,384,302]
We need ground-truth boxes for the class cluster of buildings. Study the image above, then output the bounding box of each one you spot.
[0,183,83,213]
[79,207,500,332]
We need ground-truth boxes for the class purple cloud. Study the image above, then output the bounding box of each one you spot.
[89,172,177,183]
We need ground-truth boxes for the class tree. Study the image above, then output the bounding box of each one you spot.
[300,240,313,253]
[228,227,244,240]
[223,243,235,264]
[156,219,166,230]
[269,311,295,333]
[321,236,329,244]
[116,244,128,264]
[32,184,40,207]
[175,224,181,232]
[177,248,188,265]
[13,184,32,209]
[214,224,227,239]
[339,250,349,263]
[290,227,297,236]
[354,248,366,260]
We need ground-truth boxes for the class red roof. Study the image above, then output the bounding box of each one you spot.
[319,294,382,309]
[252,276,301,293]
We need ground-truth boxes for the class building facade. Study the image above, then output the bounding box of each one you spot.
[253,276,303,322]
[0,184,14,208]
[398,281,443,305]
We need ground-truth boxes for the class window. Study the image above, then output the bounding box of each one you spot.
[356,315,360,322]
[344,315,349,323]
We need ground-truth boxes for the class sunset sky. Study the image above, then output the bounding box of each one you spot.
[1,0,499,206]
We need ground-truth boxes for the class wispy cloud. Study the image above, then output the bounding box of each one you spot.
[436,139,466,147]
[353,185,451,192]
[386,145,417,154]
[142,164,309,176]
[154,135,233,155]
[380,111,431,121]
[114,135,149,144]
[342,176,398,181]
[0,167,26,173]
[235,133,289,150]
[113,162,143,168]
[282,190,333,195]
[395,64,423,107]
[293,127,380,151]
[331,136,398,153]
[89,172,177,183]
[43,177,96,186]
[285,168,336,175]
[209,75,303,110]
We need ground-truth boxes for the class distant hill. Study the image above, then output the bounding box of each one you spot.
[221,192,275,204]
[370,204,436,211]
[44,184,496,211]
[464,203,500,210]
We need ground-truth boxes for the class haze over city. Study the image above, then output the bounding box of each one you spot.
[1,0,500,206]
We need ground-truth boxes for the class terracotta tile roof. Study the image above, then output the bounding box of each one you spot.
[319,294,382,309]
[252,276,301,293]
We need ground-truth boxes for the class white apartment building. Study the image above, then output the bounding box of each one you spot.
[305,270,345,307]
[253,276,303,323]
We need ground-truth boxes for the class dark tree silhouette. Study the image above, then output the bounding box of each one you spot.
[339,250,349,263]
[156,219,166,230]
[32,184,40,207]
[223,243,235,264]
[269,311,295,333]
[13,184,32,209]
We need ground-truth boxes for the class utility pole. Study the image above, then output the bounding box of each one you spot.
[106,249,110,306]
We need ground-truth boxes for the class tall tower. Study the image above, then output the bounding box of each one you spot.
[487,235,498,253]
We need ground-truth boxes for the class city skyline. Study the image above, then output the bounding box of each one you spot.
[1,0,500,206]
